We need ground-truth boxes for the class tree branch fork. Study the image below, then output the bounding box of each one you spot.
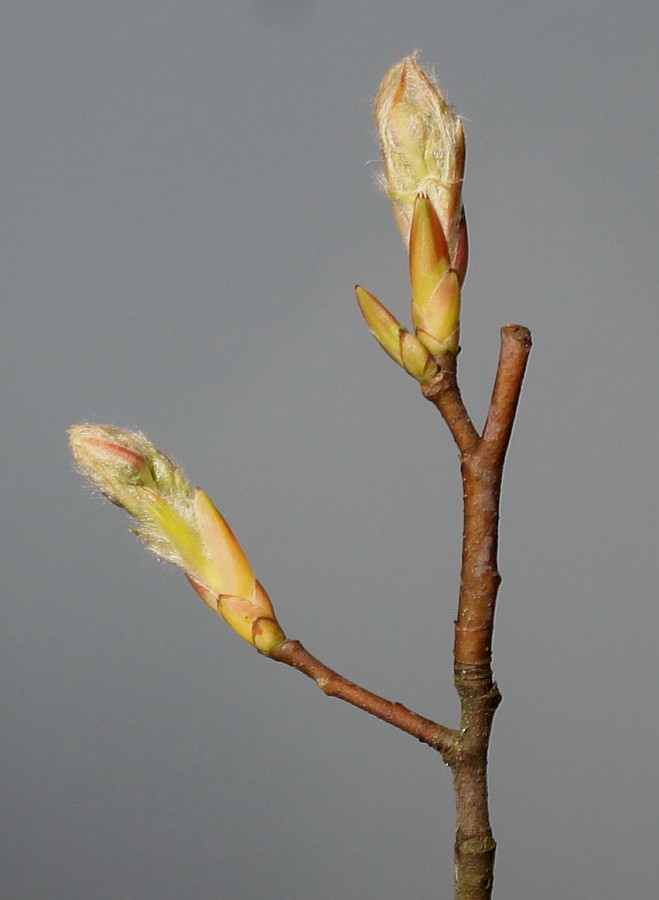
[271,324,531,899]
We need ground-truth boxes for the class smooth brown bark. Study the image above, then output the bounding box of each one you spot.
[270,324,530,900]
[425,325,531,898]
[271,639,457,756]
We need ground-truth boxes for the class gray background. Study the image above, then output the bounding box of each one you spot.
[3,1,658,898]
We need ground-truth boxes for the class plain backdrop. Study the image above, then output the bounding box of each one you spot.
[3,2,658,898]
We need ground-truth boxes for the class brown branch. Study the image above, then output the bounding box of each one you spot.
[270,639,457,757]
[421,352,480,453]
[456,324,531,665]
[482,324,533,458]
[424,324,532,900]
[270,325,530,900]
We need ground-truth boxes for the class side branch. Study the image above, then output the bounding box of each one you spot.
[270,639,457,757]
[454,323,532,666]
[421,352,480,453]
[482,324,532,458]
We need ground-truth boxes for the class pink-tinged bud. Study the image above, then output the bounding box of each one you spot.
[69,424,286,653]
[375,55,466,271]
[68,424,190,523]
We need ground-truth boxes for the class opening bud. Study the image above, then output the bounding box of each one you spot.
[375,54,466,272]
[68,424,286,653]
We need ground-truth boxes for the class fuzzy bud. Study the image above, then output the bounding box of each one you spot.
[375,54,466,272]
[68,424,286,654]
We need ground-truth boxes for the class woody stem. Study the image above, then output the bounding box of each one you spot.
[423,324,532,899]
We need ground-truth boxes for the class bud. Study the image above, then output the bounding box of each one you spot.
[355,284,439,382]
[356,196,461,363]
[356,57,465,369]
[68,424,286,655]
[375,54,466,273]
[409,195,461,354]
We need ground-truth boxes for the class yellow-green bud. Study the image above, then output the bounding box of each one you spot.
[68,424,286,654]
[398,330,440,381]
[355,284,439,382]
[409,195,461,354]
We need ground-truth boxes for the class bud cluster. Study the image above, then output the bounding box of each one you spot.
[357,55,467,379]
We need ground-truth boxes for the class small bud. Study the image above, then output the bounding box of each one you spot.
[355,284,406,367]
[68,424,286,654]
[375,54,466,272]
[412,269,461,356]
[355,285,438,382]
[399,330,440,381]
[409,196,461,354]
[408,194,450,304]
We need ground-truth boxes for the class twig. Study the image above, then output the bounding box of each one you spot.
[271,639,457,757]
[270,324,531,900]
[425,324,532,899]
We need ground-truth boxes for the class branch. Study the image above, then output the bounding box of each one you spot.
[455,324,531,665]
[421,352,480,453]
[270,639,457,758]
[423,324,532,900]
[482,324,533,458]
